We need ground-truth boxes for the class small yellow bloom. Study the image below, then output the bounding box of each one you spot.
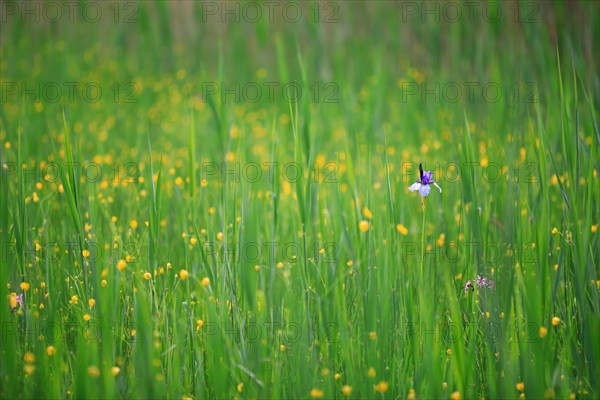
[130,219,138,230]
[190,237,198,246]
[24,352,35,364]
[367,367,376,377]
[237,383,244,393]
[9,293,18,308]
[396,223,408,235]
[179,269,189,281]
[83,314,91,321]
[143,272,152,280]
[111,366,121,376]
[369,331,377,340]
[592,224,598,233]
[117,259,127,271]
[279,344,286,351]
[101,279,107,287]
[374,381,389,394]
[82,249,90,258]
[446,348,452,355]
[201,277,210,287]
[551,228,558,234]
[407,388,416,400]
[20,282,30,291]
[46,346,56,356]
[359,220,369,232]
[516,382,525,392]
[539,326,548,338]
[552,316,560,326]
[216,232,224,241]
[363,207,373,219]
[87,365,100,378]
[450,391,461,400]
[341,385,352,396]
[88,298,96,308]
[131,329,137,337]
[310,388,324,398]
[71,295,78,304]
[334,373,341,380]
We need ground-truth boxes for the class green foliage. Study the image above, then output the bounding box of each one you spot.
[1,2,598,399]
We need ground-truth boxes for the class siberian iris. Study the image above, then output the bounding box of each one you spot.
[409,164,442,197]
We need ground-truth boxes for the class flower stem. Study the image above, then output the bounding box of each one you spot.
[420,200,427,285]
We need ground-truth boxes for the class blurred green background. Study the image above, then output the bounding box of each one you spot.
[1,1,599,399]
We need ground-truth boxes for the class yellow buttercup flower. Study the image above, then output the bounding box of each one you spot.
[374,381,389,393]
[396,223,408,235]
[179,269,189,280]
[87,365,100,378]
[359,220,369,232]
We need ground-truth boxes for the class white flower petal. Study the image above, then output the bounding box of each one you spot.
[408,182,422,192]
[419,185,431,197]
[433,182,442,193]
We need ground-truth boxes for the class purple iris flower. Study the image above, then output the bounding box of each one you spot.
[409,164,442,197]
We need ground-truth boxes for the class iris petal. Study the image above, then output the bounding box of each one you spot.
[422,171,433,184]
[419,185,431,197]
[433,182,442,193]
[408,182,422,192]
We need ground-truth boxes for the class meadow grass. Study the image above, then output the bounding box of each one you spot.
[0,1,599,399]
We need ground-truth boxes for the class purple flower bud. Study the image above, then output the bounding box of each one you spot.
[464,280,474,292]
